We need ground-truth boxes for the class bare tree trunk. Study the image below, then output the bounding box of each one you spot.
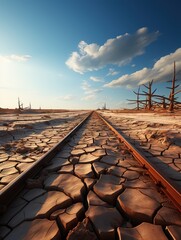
[169,62,176,111]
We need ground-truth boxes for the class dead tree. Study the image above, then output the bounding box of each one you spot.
[159,96,167,109]
[143,80,156,109]
[18,97,23,110]
[133,86,141,110]
[141,80,157,110]
[127,86,143,110]
[127,62,180,111]
[18,97,20,109]
[153,95,169,109]
[102,103,107,110]
[128,83,158,110]
[167,62,181,111]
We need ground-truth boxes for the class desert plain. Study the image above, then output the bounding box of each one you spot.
[0,108,180,191]
[0,109,89,190]
[0,108,181,239]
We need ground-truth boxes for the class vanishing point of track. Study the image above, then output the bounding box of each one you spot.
[0,111,180,240]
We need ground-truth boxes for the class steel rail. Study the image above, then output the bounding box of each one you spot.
[96,111,181,212]
[0,112,92,210]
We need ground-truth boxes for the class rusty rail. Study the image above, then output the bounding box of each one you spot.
[0,112,92,209]
[96,111,181,212]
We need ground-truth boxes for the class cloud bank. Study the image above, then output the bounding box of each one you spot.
[0,54,31,63]
[105,48,181,88]
[59,94,75,101]
[90,76,103,82]
[107,68,119,76]
[66,27,159,74]
[81,81,102,100]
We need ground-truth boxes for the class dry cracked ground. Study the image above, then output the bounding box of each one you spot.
[0,111,89,190]
[0,112,180,240]
[98,110,181,191]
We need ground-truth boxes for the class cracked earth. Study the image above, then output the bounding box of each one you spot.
[0,112,180,239]
[0,111,88,190]
[98,110,181,189]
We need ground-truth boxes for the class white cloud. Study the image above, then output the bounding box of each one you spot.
[0,54,31,63]
[82,81,91,93]
[59,94,75,100]
[90,76,103,82]
[81,95,95,101]
[66,27,159,74]
[105,48,181,88]
[107,68,119,76]
[81,80,102,101]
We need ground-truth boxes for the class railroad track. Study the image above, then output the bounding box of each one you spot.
[97,113,181,212]
[0,111,90,190]
[0,111,180,240]
[0,112,92,207]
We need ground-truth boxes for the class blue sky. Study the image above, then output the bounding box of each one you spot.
[0,0,181,109]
